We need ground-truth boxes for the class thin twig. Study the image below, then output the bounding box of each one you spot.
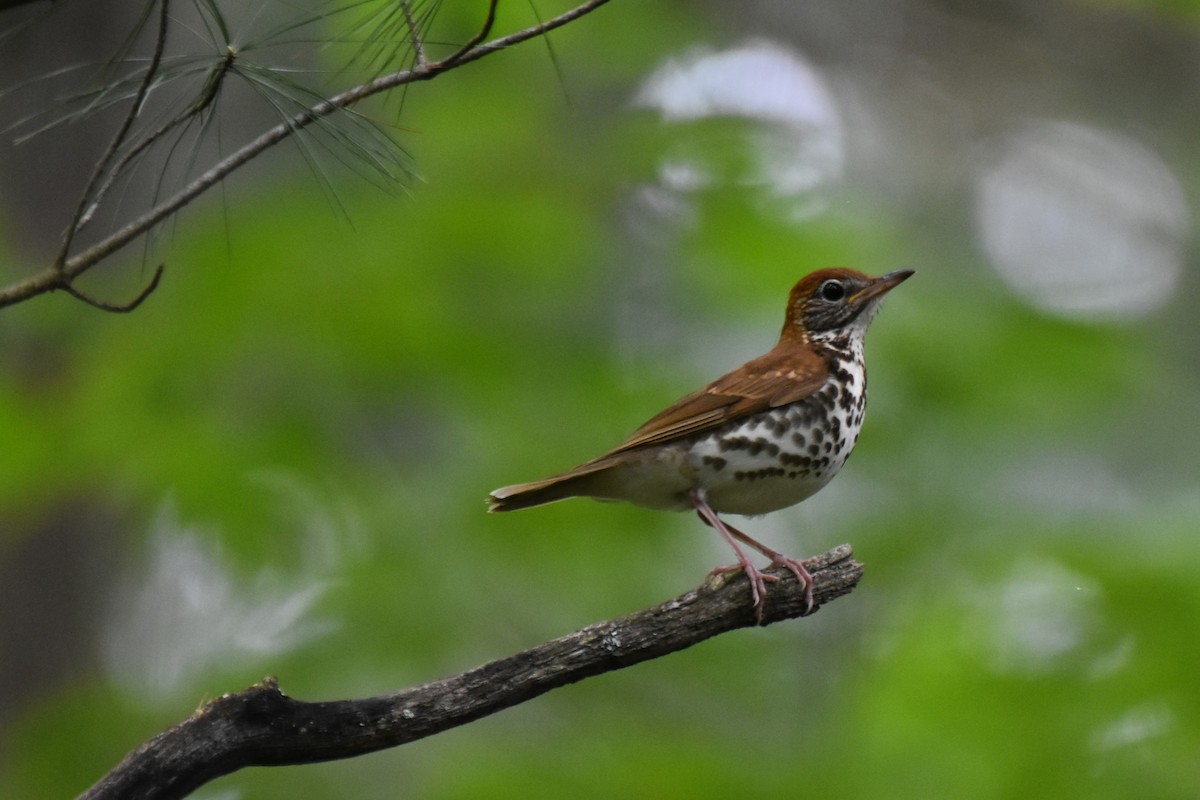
[400,0,426,67]
[78,544,863,800]
[54,0,171,273]
[79,46,237,231]
[0,0,614,311]
[432,0,498,68]
[59,263,164,312]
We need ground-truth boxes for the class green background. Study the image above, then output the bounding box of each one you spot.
[1,1,1198,797]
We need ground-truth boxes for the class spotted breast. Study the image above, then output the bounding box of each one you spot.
[684,333,867,515]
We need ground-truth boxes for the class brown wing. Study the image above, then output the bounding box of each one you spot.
[605,338,829,454]
[488,338,828,512]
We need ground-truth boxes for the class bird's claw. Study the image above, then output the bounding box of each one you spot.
[768,555,815,615]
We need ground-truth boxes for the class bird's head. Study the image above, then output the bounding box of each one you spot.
[783,268,914,342]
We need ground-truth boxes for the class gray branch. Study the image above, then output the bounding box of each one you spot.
[78,544,863,800]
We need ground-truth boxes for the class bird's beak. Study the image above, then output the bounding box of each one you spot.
[850,269,915,304]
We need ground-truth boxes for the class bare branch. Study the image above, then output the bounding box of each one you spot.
[79,544,863,800]
[0,0,614,311]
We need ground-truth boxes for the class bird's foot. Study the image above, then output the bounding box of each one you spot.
[708,562,778,624]
[726,536,815,615]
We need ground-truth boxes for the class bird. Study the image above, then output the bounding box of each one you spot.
[489,268,913,623]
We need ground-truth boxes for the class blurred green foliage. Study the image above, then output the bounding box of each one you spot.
[1,1,1199,799]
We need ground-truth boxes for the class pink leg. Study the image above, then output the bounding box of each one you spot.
[691,494,815,616]
[722,522,814,614]
[689,489,777,624]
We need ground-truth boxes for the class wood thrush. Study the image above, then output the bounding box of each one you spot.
[489,268,913,622]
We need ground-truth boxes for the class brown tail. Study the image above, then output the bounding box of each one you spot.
[487,461,612,512]
[488,478,577,512]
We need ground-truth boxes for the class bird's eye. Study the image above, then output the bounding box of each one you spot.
[820,280,846,302]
